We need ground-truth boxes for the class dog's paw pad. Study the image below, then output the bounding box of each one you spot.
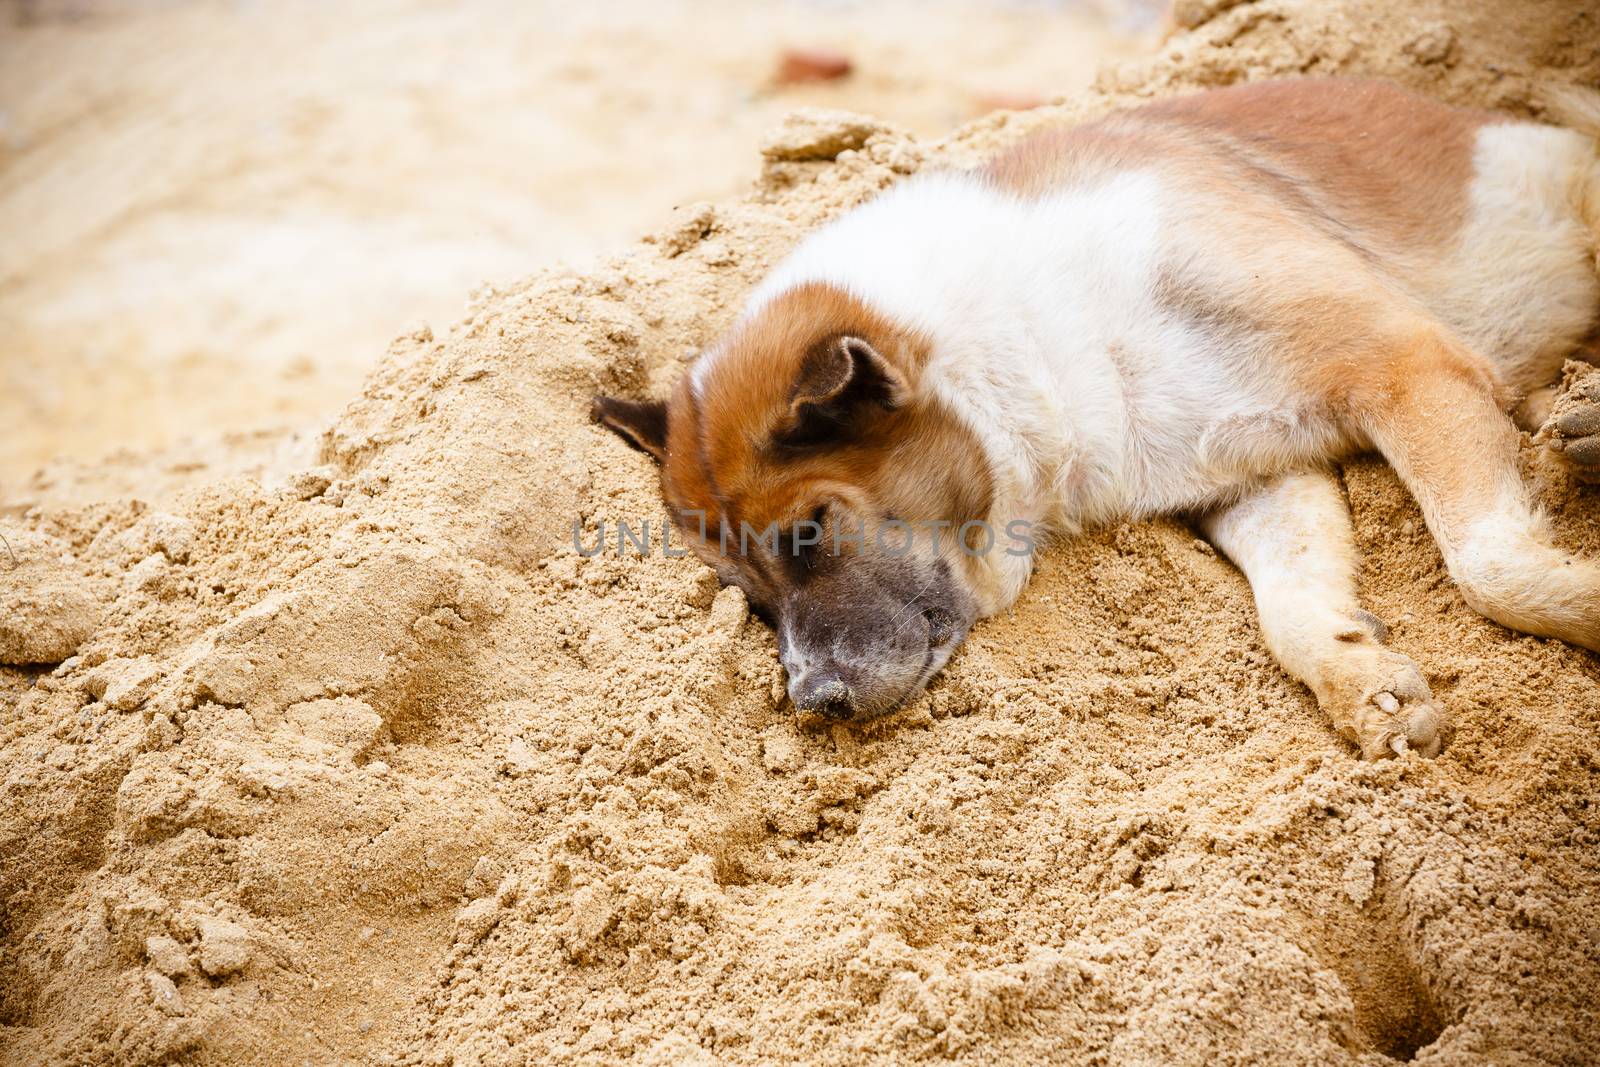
[1327,648,1447,761]
[1362,689,1443,760]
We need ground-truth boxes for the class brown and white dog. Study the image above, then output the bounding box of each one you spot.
[595,78,1600,760]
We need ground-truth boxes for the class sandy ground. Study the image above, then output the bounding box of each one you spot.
[4,0,1600,1065]
[0,0,1152,495]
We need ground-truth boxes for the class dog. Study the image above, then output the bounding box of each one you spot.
[594,77,1600,760]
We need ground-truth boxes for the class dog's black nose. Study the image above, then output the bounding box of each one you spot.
[791,674,853,718]
[816,696,855,720]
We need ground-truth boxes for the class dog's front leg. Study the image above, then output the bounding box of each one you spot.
[1200,470,1446,759]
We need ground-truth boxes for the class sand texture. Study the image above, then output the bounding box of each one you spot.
[4,1,1600,1064]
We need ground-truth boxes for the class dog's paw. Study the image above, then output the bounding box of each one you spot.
[1323,647,1446,761]
[1539,361,1600,473]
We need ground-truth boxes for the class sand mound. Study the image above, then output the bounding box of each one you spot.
[4,1,1600,1063]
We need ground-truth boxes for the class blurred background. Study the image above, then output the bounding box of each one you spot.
[0,0,1164,497]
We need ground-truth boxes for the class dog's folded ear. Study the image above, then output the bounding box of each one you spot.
[592,395,668,462]
[779,335,908,447]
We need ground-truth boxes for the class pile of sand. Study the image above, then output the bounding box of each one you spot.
[4,1,1600,1063]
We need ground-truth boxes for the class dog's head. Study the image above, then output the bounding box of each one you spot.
[594,282,1006,721]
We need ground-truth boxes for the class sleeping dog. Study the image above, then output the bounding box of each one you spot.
[594,78,1600,760]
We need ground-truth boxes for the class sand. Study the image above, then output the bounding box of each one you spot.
[4,0,1600,1064]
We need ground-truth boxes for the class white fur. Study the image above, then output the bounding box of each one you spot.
[1420,123,1600,390]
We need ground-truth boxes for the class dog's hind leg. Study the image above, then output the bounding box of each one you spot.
[1356,329,1600,651]
[1200,470,1445,759]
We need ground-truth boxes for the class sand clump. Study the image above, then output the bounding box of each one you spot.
[4,1,1600,1064]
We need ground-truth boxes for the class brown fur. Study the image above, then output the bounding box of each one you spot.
[658,283,992,605]
[988,78,1493,254]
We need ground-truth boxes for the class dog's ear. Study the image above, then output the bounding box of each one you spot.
[592,396,668,462]
[780,335,907,446]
